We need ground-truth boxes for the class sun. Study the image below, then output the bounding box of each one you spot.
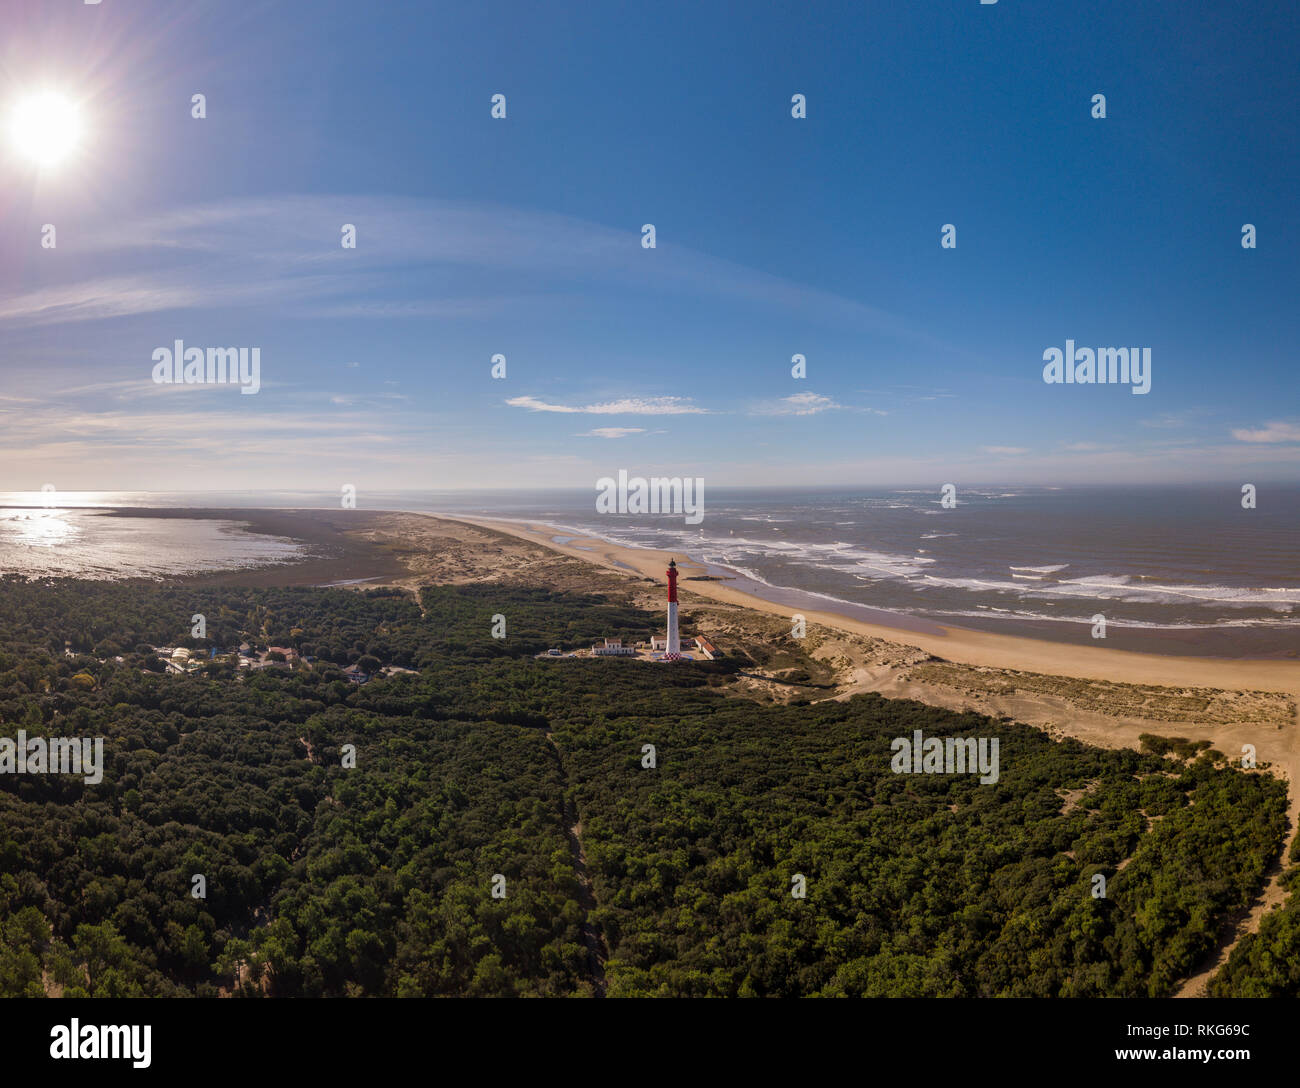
[9,91,84,169]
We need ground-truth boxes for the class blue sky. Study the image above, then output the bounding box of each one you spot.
[1,0,1297,492]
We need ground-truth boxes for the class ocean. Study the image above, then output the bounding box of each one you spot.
[0,487,1295,656]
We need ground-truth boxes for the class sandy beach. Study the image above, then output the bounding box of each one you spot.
[440,514,1300,697]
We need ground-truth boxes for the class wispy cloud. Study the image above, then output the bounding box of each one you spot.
[0,195,953,347]
[750,392,887,417]
[1231,421,1300,444]
[981,446,1030,456]
[751,392,843,416]
[754,392,883,418]
[576,427,648,438]
[506,395,706,415]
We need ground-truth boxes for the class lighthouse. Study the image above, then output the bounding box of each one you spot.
[665,558,681,657]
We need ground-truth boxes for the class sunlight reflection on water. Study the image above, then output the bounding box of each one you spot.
[0,508,306,579]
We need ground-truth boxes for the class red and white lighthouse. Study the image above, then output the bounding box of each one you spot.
[665,558,681,656]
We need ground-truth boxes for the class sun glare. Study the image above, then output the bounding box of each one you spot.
[9,91,84,168]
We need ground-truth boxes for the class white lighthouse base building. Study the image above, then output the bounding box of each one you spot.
[666,600,680,655]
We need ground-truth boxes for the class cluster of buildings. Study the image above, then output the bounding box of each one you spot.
[146,645,416,683]
[148,643,302,675]
[66,637,417,686]
[585,634,719,661]
[340,662,416,683]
